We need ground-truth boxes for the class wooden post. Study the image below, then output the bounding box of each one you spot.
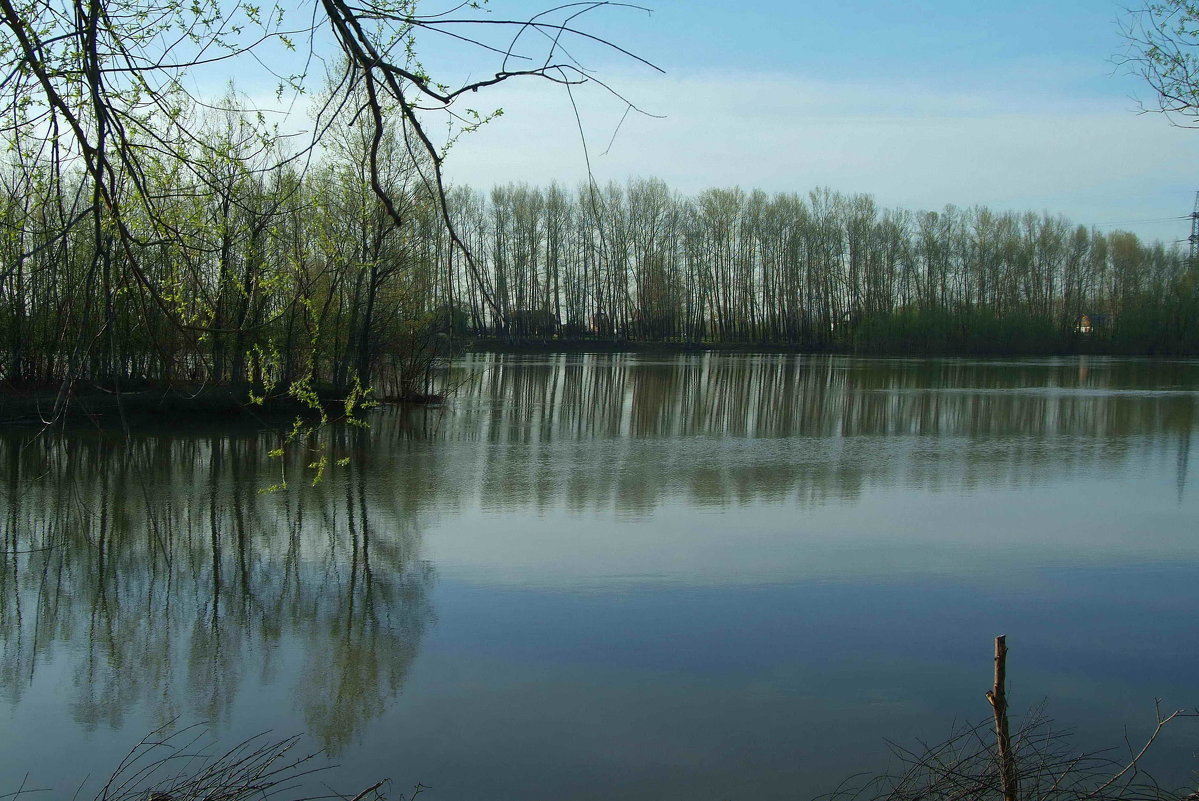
[986,635,1018,801]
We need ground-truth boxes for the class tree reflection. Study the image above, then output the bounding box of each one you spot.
[437,354,1199,510]
[0,426,434,754]
[1,354,1195,757]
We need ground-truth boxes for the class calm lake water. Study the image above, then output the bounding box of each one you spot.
[2,354,1198,800]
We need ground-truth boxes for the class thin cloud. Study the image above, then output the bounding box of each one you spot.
[440,69,1198,242]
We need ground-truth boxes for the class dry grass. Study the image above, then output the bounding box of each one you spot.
[2,724,408,801]
[822,704,1197,801]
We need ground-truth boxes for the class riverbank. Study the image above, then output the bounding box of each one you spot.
[463,337,821,354]
[2,344,1190,428]
[0,381,404,428]
[461,336,1186,357]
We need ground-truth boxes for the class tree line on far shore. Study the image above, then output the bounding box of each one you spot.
[2,152,1196,406]
[446,180,1196,355]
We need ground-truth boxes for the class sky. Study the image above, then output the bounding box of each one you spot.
[404,0,1199,245]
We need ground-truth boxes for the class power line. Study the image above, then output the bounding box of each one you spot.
[1090,215,1188,228]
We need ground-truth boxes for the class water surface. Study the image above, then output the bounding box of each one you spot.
[2,354,1197,799]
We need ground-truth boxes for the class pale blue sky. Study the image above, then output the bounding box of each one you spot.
[421,0,1198,245]
[631,1,1122,88]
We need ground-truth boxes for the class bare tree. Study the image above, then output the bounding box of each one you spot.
[0,0,659,407]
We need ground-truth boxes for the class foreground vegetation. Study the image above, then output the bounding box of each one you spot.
[828,638,1197,801]
[826,708,1196,801]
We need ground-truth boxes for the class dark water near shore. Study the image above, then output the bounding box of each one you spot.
[2,354,1198,799]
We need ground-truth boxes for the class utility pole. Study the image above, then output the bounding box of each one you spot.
[1191,191,1199,263]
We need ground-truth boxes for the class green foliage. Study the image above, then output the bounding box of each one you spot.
[847,308,1064,356]
[444,182,1196,355]
[1124,1,1199,121]
[0,0,656,441]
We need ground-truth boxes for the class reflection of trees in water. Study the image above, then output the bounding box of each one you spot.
[0,355,1195,748]
[434,354,1198,510]
[0,428,433,754]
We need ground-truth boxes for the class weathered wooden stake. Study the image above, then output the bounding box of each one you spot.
[986,635,1019,801]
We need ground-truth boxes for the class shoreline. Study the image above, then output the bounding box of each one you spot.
[3,346,1191,429]
[0,382,435,429]
[461,337,1187,358]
